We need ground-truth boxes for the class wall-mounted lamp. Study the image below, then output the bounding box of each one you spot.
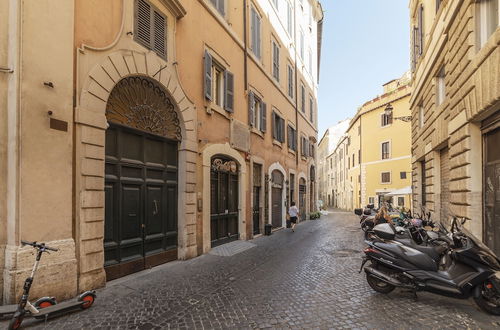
[384,103,412,122]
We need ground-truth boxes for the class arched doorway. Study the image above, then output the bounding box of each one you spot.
[271,170,284,228]
[103,76,181,280]
[299,178,307,220]
[210,156,239,247]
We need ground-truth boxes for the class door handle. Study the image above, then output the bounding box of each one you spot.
[153,200,159,215]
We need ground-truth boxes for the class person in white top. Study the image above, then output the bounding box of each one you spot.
[288,202,299,232]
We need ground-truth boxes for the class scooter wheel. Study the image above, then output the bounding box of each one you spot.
[34,298,56,309]
[80,293,95,309]
[8,314,24,330]
[366,274,395,294]
[474,281,500,315]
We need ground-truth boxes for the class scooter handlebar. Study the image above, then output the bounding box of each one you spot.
[20,240,59,251]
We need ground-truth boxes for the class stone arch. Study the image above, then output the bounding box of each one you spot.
[268,162,287,228]
[202,143,247,253]
[75,49,197,291]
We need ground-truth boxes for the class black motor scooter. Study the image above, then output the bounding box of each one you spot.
[8,241,96,329]
[360,218,500,315]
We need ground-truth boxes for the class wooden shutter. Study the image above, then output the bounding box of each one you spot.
[248,91,255,126]
[218,0,225,16]
[135,0,151,48]
[153,10,167,58]
[224,70,234,112]
[204,51,213,100]
[278,117,284,143]
[260,102,267,132]
[293,130,297,151]
[272,112,277,140]
[287,126,292,148]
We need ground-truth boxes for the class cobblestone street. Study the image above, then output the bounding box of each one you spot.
[7,211,500,329]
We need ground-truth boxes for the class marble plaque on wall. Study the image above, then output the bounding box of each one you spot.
[231,119,250,152]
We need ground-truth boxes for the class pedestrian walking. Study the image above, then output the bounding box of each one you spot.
[288,202,299,232]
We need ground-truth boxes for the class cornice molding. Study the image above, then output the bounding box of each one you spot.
[160,0,186,19]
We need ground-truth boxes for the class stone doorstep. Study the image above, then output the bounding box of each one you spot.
[208,240,257,257]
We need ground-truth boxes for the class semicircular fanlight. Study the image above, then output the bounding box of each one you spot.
[106,76,182,141]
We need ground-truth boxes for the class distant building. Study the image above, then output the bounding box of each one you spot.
[317,119,350,207]
[409,0,500,255]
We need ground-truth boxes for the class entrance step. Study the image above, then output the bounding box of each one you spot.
[209,240,256,257]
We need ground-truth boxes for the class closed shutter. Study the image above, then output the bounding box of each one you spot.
[440,148,450,222]
[256,14,261,57]
[218,0,225,15]
[287,126,292,148]
[272,112,277,140]
[224,70,234,112]
[279,118,285,143]
[293,130,297,151]
[260,102,267,132]
[153,10,167,58]
[135,0,151,48]
[248,91,255,126]
[204,51,213,100]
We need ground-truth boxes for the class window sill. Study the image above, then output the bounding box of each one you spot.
[251,128,265,139]
[272,140,283,148]
[301,156,307,162]
[380,124,392,129]
[288,149,296,157]
[206,103,231,119]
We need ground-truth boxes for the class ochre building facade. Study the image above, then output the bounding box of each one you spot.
[0,0,322,303]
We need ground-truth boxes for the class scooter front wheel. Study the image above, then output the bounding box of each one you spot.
[78,292,96,309]
[474,280,500,315]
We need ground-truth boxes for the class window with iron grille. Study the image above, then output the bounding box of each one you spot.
[134,0,167,59]
[381,142,390,160]
[381,172,391,183]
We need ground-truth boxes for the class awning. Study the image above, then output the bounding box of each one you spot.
[385,186,412,196]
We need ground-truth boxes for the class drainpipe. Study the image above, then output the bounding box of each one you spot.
[243,0,248,91]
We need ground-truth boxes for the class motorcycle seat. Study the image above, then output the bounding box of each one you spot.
[394,237,445,262]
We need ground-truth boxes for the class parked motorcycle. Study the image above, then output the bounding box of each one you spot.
[360,218,500,315]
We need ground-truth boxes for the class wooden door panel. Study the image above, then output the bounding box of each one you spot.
[104,182,119,266]
[272,188,282,227]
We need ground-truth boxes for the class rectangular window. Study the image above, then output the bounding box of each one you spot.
[286,1,293,35]
[287,125,297,151]
[418,5,424,56]
[272,41,280,82]
[248,91,266,132]
[381,172,391,183]
[400,171,407,179]
[358,149,361,164]
[209,0,225,16]
[381,113,392,127]
[287,64,294,98]
[272,112,285,143]
[436,66,446,106]
[251,7,262,59]
[381,142,390,160]
[135,0,167,59]
[477,0,499,49]
[300,30,304,59]
[352,153,355,167]
[419,103,425,128]
[368,197,375,204]
[309,97,314,122]
[301,84,305,113]
[204,51,234,112]
[301,136,309,157]
[398,197,405,207]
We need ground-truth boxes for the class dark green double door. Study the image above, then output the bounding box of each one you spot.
[104,124,178,280]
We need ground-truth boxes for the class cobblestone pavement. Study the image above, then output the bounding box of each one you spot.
[5,210,500,329]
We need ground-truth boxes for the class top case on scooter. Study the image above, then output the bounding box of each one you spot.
[374,242,438,272]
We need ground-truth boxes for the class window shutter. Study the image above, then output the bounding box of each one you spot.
[272,112,277,140]
[279,118,285,143]
[135,0,151,48]
[260,102,267,132]
[287,126,292,148]
[305,139,309,157]
[152,10,167,58]
[248,91,255,126]
[294,130,297,151]
[204,51,213,100]
[224,70,234,112]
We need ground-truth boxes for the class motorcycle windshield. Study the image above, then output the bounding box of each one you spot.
[457,222,500,267]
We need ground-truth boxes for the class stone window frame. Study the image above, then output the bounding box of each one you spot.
[381,171,392,184]
[476,0,499,50]
[381,141,391,160]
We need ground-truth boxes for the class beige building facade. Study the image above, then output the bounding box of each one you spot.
[0,0,323,303]
[409,0,500,255]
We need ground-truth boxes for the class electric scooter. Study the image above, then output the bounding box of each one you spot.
[8,240,96,330]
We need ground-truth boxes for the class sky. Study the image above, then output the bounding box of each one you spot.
[318,1,410,136]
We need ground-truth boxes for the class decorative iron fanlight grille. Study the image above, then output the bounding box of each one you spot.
[106,76,181,141]
[212,158,238,173]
